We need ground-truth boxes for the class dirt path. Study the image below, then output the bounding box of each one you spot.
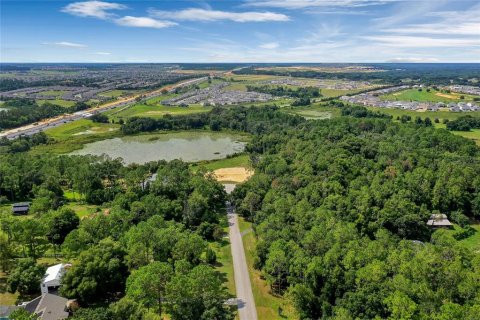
[228,207,258,320]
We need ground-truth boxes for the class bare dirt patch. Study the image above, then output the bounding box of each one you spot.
[435,92,458,99]
[213,167,253,183]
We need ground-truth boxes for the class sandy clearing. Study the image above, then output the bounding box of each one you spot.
[213,167,253,183]
[435,92,458,99]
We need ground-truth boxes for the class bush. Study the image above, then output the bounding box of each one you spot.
[205,247,217,264]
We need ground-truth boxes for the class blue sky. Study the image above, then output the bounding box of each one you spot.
[1,0,479,63]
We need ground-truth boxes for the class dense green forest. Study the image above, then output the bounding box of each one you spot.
[0,155,235,319]
[1,105,480,319]
[0,99,90,130]
[231,113,480,319]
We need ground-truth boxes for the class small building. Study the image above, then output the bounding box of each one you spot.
[22,293,69,320]
[41,264,69,295]
[427,214,453,228]
[12,202,30,215]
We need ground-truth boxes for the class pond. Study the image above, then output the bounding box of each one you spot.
[69,131,247,164]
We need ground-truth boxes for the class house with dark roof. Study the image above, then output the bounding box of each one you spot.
[22,293,69,320]
[12,202,30,215]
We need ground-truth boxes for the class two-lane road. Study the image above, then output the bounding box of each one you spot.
[228,206,258,320]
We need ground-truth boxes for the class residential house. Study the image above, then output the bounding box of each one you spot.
[427,214,453,229]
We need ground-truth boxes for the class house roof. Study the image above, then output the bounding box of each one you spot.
[427,214,453,226]
[24,293,69,320]
[43,264,65,284]
[13,202,30,207]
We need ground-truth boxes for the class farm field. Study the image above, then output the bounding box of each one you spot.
[381,88,479,103]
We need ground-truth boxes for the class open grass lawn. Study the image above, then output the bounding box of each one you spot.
[366,107,479,123]
[41,90,67,97]
[284,103,341,119]
[0,271,18,305]
[64,202,99,218]
[98,90,132,98]
[191,154,251,173]
[44,119,120,141]
[381,88,479,103]
[37,99,76,108]
[31,119,120,154]
[239,217,297,319]
[108,103,211,120]
[444,224,480,253]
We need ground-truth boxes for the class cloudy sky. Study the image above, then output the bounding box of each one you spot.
[1,0,479,62]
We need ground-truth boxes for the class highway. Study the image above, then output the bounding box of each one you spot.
[0,76,208,140]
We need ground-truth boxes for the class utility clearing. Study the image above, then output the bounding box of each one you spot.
[214,167,253,183]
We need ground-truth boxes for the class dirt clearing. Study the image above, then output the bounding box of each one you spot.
[435,92,458,99]
[214,167,253,183]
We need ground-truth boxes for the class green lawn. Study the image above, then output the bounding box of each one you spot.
[239,217,297,319]
[98,90,129,98]
[381,88,479,103]
[283,103,342,119]
[64,202,99,218]
[192,154,251,172]
[37,99,76,108]
[108,103,211,120]
[31,119,120,154]
[41,90,67,97]
[444,224,480,253]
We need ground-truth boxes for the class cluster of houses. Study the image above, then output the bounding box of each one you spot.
[341,85,480,112]
[448,85,480,96]
[162,82,273,106]
[262,78,372,90]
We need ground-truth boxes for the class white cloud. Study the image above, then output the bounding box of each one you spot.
[150,8,290,22]
[363,35,480,48]
[115,16,177,29]
[259,42,279,49]
[42,41,87,48]
[62,1,126,19]
[245,0,398,9]
[386,57,440,63]
[386,22,480,36]
[93,51,111,55]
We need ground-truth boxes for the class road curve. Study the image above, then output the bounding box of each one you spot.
[228,209,258,320]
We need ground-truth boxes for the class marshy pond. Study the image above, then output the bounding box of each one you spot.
[69,131,247,164]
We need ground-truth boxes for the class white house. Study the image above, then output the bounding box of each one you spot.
[41,264,70,294]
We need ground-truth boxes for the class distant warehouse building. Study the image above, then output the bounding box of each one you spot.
[12,202,30,215]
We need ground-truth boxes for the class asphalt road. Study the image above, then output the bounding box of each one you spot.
[228,208,258,320]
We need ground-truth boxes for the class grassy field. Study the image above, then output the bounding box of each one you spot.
[239,217,297,319]
[382,88,479,103]
[37,99,76,108]
[444,224,480,253]
[191,154,251,173]
[31,119,120,154]
[284,103,341,119]
[41,90,66,97]
[98,90,129,98]
[108,103,211,120]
